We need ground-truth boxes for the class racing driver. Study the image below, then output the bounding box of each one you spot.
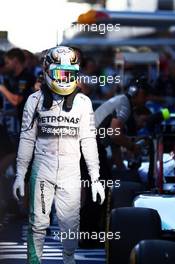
[13,46,105,264]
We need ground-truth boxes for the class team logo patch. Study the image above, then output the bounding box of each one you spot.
[38,125,79,137]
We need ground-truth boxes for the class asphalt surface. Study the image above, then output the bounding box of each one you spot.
[0,215,106,264]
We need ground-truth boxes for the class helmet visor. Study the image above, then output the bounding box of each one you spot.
[48,69,78,83]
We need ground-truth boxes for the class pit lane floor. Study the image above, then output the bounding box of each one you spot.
[0,214,106,264]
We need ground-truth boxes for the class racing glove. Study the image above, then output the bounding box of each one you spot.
[13,175,25,200]
[91,180,105,205]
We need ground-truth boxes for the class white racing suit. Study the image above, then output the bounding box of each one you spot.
[16,90,100,263]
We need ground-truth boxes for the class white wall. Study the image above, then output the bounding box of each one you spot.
[107,0,157,11]
[107,0,129,10]
[0,0,89,52]
[131,0,157,11]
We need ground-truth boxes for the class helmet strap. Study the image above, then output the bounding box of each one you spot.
[63,87,80,112]
[41,82,53,109]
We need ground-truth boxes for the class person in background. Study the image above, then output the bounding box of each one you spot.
[99,82,117,100]
[95,78,150,170]
[23,49,42,78]
[78,57,98,98]
[0,48,36,124]
[0,51,5,109]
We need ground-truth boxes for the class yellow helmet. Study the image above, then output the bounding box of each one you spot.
[43,46,80,95]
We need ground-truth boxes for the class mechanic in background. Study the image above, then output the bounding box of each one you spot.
[95,78,150,170]
[0,48,35,124]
